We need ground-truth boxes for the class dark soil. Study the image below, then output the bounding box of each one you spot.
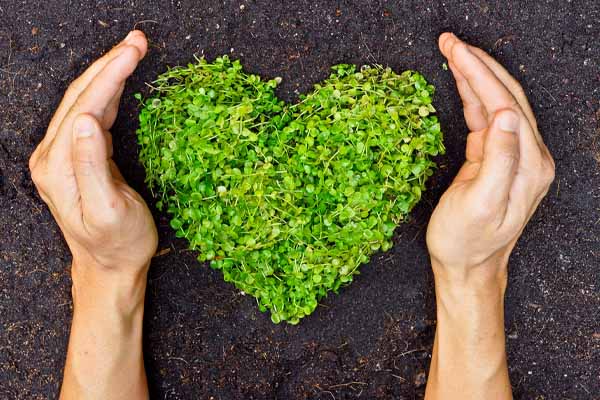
[1,1,599,399]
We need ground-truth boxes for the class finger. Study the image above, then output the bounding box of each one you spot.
[43,30,147,146]
[466,45,538,133]
[102,82,126,129]
[468,109,520,211]
[502,161,555,234]
[71,114,122,222]
[465,129,486,163]
[109,160,126,183]
[446,61,489,132]
[47,45,143,165]
[467,46,556,166]
[452,160,481,185]
[440,33,550,172]
[439,33,518,116]
[72,45,142,122]
[103,129,114,159]
[29,145,42,170]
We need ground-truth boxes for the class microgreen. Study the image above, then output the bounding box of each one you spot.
[136,56,444,324]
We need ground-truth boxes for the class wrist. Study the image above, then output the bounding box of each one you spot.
[433,272,506,323]
[430,258,509,386]
[63,262,149,400]
[430,255,509,295]
[71,258,149,318]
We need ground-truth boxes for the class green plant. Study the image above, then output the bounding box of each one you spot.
[136,56,444,324]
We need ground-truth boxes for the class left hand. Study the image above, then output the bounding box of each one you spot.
[29,30,157,281]
[31,32,156,400]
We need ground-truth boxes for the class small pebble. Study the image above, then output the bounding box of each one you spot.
[414,371,427,387]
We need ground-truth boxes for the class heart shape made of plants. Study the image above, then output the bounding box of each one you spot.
[136,56,444,324]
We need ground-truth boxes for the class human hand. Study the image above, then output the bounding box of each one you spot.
[30,30,155,400]
[426,33,555,287]
[29,30,157,285]
[424,33,554,400]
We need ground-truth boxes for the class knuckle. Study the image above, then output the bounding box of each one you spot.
[75,155,96,167]
[89,198,124,230]
[74,163,94,178]
[452,40,466,56]
[87,216,118,240]
[67,78,84,94]
[511,83,527,100]
[496,151,519,169]
[28,151,38,174]
[74,152,97,171]
[86,224,110,242]
[543,161,556,186]
[30,166,41,184]
[471,202,496,222]
[29,160,46,186]
[72,94,84,111]
[508,98,521,111]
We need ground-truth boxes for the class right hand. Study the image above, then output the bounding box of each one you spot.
[426,33,555,285]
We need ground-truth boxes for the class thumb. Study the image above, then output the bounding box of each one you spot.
[470,109,520,206]
[72,113,121,214]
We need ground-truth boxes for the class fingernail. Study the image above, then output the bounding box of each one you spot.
[497,111,519,133]
[124,31,136,43]
[74,116,95,139]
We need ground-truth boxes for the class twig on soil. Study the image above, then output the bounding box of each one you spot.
[0,32,14,68]
[360,33,377,64]
[154,247,172,257]
[149,264,174,282]
[577,382,591,395]
[539,85,557,104]
[167,356,189,365]
[0,32,21,96]
[398,348,427,357]
[328,381,367,389]
[133,20,159,30]
[10,181,42,214]
[492,35,515,50]
[25,268,49,275]
[409,225,423,242]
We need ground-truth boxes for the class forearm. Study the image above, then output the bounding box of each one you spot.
[60,261,149,400]
[425,260,512,400]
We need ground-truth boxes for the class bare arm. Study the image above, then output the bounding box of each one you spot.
[427,264,511,399]
[60,263,149,400]
[29,31,156,400]
[424,33,555,399]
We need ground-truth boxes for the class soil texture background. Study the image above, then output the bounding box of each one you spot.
[0,1,599,399]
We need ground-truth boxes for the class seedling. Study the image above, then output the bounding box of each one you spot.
[136,56,444,324]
